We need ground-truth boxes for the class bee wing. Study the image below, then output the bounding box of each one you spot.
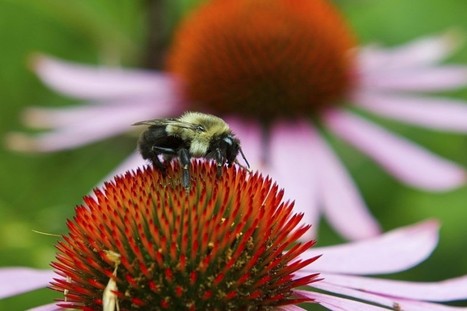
[132,118,176,126]
[132,118,204,131]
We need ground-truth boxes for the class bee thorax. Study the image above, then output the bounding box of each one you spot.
[190,140,209,156]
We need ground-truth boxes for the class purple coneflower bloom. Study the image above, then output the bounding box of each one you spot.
[1,162,467,310]
[7,0,467,240]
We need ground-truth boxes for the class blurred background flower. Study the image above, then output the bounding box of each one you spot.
[1,0,467,309]
[5,0,467,242]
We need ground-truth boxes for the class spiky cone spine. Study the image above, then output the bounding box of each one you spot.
[51,161,320,310]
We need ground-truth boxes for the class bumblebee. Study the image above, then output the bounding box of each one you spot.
[133,112,250,188]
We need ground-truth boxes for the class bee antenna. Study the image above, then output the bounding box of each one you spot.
[239,147,250,169]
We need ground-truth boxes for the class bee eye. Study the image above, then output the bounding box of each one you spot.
[196,125,205,132]
[223,137,233,145]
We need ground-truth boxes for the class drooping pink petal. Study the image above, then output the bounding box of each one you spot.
[312,281,401,311]
[228,117,324,238]
[354,91,467,132]
[297,220,438,275]
[324,109,466,191]
[227,118,321,233]
[358,32,459,74]
[6,101,174,152]
[267,121,320,238]
[227,118,322,231]
[28,303,62,311]
[360,66,467,92]
[321,273,467,302]
[311,130,381,240]
[33,54,178,100]
[390,299,467,311]
[295,290,388,311]
[0,268,54,299]
[224,117,264,170]
[311,281,467,311]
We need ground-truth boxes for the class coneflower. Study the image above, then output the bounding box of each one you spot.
[50,162,320,310]
[3,181,467,309]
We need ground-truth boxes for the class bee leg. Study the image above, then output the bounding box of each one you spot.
[178,148,191,189]
[148,152,166,175]
[151,146,178,175]
[214,148,225,178]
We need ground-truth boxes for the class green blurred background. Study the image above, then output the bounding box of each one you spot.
[0,0,466,309]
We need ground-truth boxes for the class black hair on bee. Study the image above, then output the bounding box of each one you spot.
[133,112,250,189]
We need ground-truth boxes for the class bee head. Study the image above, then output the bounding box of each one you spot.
[229,135,250,170]
[221,134,250,170]
[218,134,236,164]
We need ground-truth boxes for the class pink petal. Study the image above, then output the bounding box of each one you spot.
[22,99,178,129]
[312,281,400,310]
[360,66,467,92]
[321,273,467,302]
[390,300,467,311]
[229,119,379,240]
[295,290,388,311]
[33,54,178,100]
[298,220,438,274]
[0,268,54,299]
[312,132,381,240]
[224,117,264,170]
[227,118,321,238]
[7,101,174,152]
[324,110,466,191]
[276,305,307,311]
[311,281,466,311]
[268,121,321,238]
[358,31,460,73]
[354,91,467,132]
[28,303,62,311]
